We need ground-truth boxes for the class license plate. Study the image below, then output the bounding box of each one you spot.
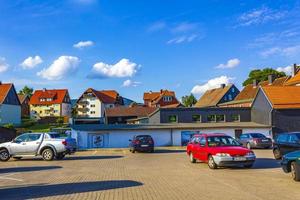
[234,157,246,161]
[141,145,149,147]
[262,139,269,142]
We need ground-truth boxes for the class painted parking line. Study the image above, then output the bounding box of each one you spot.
[0,173,23,182]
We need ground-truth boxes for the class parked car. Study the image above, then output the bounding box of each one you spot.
[273,132,300,160]
[129,135,154,153]
[0,132,77,161]
[187,133,256,169]
[281,150,300,181]
[239,133,272,149]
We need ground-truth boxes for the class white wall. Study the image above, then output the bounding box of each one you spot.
[62,103,71,117]
[0,104,21,125]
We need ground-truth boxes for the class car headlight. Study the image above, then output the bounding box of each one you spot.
[246,152,255,156]
[216,153,230,157]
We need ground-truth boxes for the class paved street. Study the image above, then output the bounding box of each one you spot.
[0,148,299,200]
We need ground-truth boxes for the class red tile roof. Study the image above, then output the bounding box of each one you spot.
[0,83,13,104]
[18,94,29,104]
[143,89,179,107]
[82,88,120,104]
[143,90,175,102]
[105,106,157,117]
[261,86,300,109]
[30,89,69,105]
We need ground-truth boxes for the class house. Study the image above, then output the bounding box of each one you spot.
[143,89,181,108]
[18,94,30,117]
[76,88,123,118]
[252,86,300,137]
[194,84,240,108]
[30,88,71,119]
[0,82,21,125]
[219,76,287,108]
[105,106,157,124]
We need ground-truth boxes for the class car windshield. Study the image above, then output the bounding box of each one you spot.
[49,133,68,139]
[135,135,152,142]
[207,136,241,147]
[250,133,266,138]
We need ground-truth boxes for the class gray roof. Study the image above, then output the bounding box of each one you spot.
[71,122,270,131]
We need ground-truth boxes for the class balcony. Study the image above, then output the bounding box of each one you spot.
[77,107,90,113]
[77,100,89,106]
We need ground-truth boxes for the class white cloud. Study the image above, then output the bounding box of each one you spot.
[88,58,140,79]
[191,76,234,95]
[238,6,287,26]
[20,55,43,69]
[277,65,292,75]
[167,34,198,44]
[260,45,300,58]
[73,41,94,49]
[37,56,80,80]
[122,79,141,87]
[0,57,9,73]
[147,21,166,32]
[171,22,199,33]
[216,58,240,69]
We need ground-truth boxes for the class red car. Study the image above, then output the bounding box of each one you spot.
[186,133,256,169]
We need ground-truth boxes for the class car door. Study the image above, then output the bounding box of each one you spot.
[277,134,289,155]
[198,137,208,161]
[24,134,43,154]
[9,134,29,155]
[287,134,300,153]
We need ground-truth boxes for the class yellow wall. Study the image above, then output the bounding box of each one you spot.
[30,104,62,117]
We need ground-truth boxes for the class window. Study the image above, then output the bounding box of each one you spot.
[207,136,240,147]
[40,98,45,102]
[46,98,52,101]
[163,96,173,102]
[168,115,177,123]
[207,115,216,122]
[27,134,42,142]
[288,134,299,143]
[90,104,96,107]
[192,115,201,122]
[216,115,225,122]
[199,137,206,146]
[277,134,288,143]
[239,134,249,139]
[90,111,96,114]
[231,114,240,122]
[231,88,235,92]
[228,94,232,101]
[14,134,28,143]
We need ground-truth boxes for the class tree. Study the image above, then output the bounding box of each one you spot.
[243,68,286,86]
[18,86,33,97]
[182,94,197,107]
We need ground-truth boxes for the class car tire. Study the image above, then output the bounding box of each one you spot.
[55,153,65,160]
[0,149,10,162]
[208,155,217,169]
[291,162,300,181]
[13,157,22,160]
[244,164,254,168]
[273,149,282,160]
[189,152,196,163]
[42,148,54,161]
[132,149,136,153]
[246,143,251,149]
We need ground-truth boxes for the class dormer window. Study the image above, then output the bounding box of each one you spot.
[46,98,52,102]
[40,98,46,102]
[163,96,173,102]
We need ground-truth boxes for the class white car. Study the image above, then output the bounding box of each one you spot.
[0,132,77,161]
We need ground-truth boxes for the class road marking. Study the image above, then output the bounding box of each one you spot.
[0,173,23,182]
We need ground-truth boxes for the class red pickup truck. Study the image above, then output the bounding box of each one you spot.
[187,133,256,169]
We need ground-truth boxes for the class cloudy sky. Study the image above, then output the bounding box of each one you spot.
[1,0,300,102]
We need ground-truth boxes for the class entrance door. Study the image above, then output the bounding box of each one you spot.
[92,135,104,148]
[234,129,243,139]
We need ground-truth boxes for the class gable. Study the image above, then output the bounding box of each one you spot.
[1,84,20,106]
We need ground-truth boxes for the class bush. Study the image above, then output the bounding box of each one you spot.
[3,123,14,129]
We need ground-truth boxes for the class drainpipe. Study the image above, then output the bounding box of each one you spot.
[170,129,173,146]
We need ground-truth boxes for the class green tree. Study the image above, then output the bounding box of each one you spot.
[243,68,286,86]
[181,94,197,107]
[18,86,34,97]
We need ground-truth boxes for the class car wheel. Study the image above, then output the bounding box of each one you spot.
[42,148,54,161]
[13,157,22,160]
[189,152,196,163]
[132,149,136,153]
[244,164,254,168]
[208,155,217,169]
[55,153,65,160]
[246,143,251,149]
[273,149,281,160]
[0,149,10,162]
[291,162,300,181]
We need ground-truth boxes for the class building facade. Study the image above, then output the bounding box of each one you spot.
[143,89,181,108]
[18,94,30,117]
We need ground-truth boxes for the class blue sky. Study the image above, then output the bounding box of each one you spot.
[1,0,300,102]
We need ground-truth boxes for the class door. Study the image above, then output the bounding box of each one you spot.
[198,137,208,161]
[24,134,43,154]
[9,134,29,155]
[234,129,243,139]
[276,134,289,155]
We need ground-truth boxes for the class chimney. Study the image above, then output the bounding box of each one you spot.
[292,63,298,77]
[149,90,152,94]
[0,81,2,85]
[160,89,163,94]
[220,84,226,89]
[268,74,274,85]
[43,88,46,92]
[253,79,258,88]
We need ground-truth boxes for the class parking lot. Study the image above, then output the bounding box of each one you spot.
[0,148,299,200]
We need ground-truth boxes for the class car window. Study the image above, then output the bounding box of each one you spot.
[15,134,28,142]
[240,134,249,139]
[277,134,288,143]
[27,134,42,142]
[136,135,152,142]
[250,133,266,138]
[288,134,299,143]
[49,133,68,139]
[199,137,206,146]
[207,136,240,147]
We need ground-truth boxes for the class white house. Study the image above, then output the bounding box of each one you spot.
[76,88,123,118]
[0,82,21,125]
